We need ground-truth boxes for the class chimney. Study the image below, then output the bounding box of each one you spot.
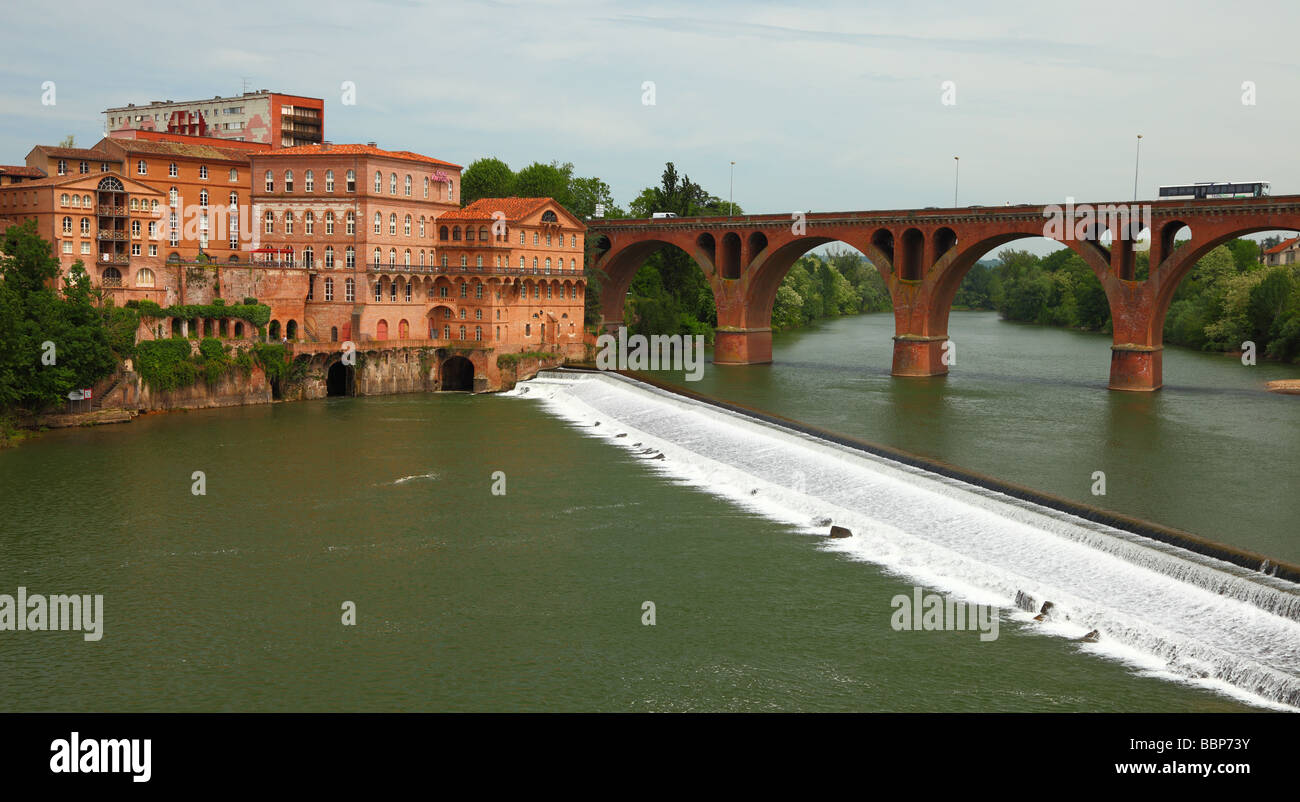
[322,141,332,151]
[367,141,377,148]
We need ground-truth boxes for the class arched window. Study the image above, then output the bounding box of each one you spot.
[404,249,411,267]
[168,162,178,177]
[60,193,69,206]
[373,212,381,234]
[199,189,208,207]
[460,254,468,267]
[388,248,396,267]
[478,226,488,240]
[265,170,274,191]
[346,210,355,234]
[284,170,294,192]
[304,169,314,192]
[404,214,411,236]
[459,325,466,340]
[324,277,334,301]
[325,211,334,234]
[325,246,335,268]
[345,277,355,301]
[475,326,482,341]
[325,169,335,192]
[135,268,155,287]
[389,279,398,301]
[346,169,355,192]
[62,216,72,234]
[419,217,425,237]
[423,177,429,198]
[80,217,90,235]
[390,173,397,194]
[376,319,388,340]
[452,226,461,241]
[304,211,314,234]
[373,248,381,266]
[284,211,294,234]
[399,319,410,338]
[475,283,484,298]
[374,171,382,192]
[542,210,558,223]
[459,283,467,298]
[404,175,412,196]
[102,266,122,286]
[169,186,178,206]
[404,280,411,301]
[229,168,238,182]
[439,226,449,241]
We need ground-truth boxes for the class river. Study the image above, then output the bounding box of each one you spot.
[0,311,1296,711]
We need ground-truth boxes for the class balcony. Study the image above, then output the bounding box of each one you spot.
[96,205,126,216]
[97,231,127,241]
[101,276,123,288]
[99,254,129,266]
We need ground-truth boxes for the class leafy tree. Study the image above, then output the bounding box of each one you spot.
[460,157,516,206]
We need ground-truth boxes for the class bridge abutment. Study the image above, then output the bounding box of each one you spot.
[1108,344,1162,391]
[714,327,772,365]
[891,334,949,377]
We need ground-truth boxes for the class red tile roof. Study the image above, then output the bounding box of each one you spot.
[255,143,460,169]
[437,197,553,221]
[1263,236,1300,255]
[97,137,250,163]
[30,145,112,160]
[0,165,46,178]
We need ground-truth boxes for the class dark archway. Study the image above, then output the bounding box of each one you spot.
[326,361,350,396]
[719,232,742,279]
[441,356,474,391]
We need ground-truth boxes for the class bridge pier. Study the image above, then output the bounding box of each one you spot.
[714,327,772,365]
[891,334,949,377]
[1108,344,1162,391]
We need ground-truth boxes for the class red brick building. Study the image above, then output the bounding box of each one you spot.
[104,90,324,148]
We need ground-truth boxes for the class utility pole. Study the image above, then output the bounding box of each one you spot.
[1133,134,1143,201]
[729,161,736,219]
[953,156,960,207]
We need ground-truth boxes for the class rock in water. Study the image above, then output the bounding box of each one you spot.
[1081,630,1100,643]
[1014,591,1037,613]
[829,525,852,538]
[1033,601,1055,622]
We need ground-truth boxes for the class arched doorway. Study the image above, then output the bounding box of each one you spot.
[441,356,474,391]
[326,361,350,396]
[286,319,298,340]
[269,320,281,340]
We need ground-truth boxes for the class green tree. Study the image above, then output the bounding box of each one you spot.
[459,157,516,206]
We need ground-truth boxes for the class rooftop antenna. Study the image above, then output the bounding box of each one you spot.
[241,76,251,95]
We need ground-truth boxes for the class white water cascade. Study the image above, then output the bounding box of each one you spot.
[507,371,1300,710]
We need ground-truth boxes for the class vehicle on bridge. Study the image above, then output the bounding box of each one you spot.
[1158,181,1270,199]
[650,212,679,219]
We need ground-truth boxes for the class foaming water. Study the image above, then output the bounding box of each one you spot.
[509,371,1300,710]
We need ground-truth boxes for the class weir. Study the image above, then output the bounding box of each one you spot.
[510,370,1300,709]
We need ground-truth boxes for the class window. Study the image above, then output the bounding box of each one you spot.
[324,277,334,301]
[439,286,448,298]
[444,325,450,338]
[304,211,314,234]
[374,172,381,193]
[374,281,383,302]
[169,187,178,207]
[169,162,178,177]
[265,210,275,234]
[79,161,88,174]
[546,285,552,298]
[149,221,157,238]
[419,217,426,238]
[199,165,208,180]
[346,247,355,269]
[325,170,334,192]
[136,267,155,287]
[448,181,454,202]
[388,248,396,267]
[346,170,356,192]
[229,191,238,206]
[459,325,466,340]
[373,247,381,266]
[404,249,411,267]
[390,173,397,194]
[325,211,334,234]
[284,170,294,192]
[149,244,158,256]
[519,256,526,268]
[60,193,69,206]
[137,160,147,175]
[389,214,397,235]
[57,159,67,175]
[325,246,335,268]
[404,175,412,196]
[132,220,141,238]
[304,170,314,192]
[439,226,448,241]
[405,281,412,301]
[459,283,467,298]
[423,177,429,198]
[303,246,313,268]
[546,233,552,246]
[80,218,90,235]
[533,232,539,245]
[476,255,483,268]
[62,216,72,234]
[475,308,482,320]
[265,170,274,191]
[62,241,72,254]
[520,231,525,245]
[460,255,468,267]
[441,255,448,268]
[571,235,577,247]
[404,215,411,236]
[345,277,355,301]
[229,168,238,182]
[373,212,381,234]
[284,211,294,234]
[346,211,355,235]
[199,189,208,207]
[545,258,551,273]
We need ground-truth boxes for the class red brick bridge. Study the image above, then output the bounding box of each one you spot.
[589,195,1300,390]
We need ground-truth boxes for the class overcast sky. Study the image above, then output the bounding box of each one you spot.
[3,1,1298,218]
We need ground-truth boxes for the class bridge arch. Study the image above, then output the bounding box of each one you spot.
[593,235,719,332]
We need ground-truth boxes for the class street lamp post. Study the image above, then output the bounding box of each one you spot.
[1133,134,1143,201]
[953,156,960,207]
[729,161,736,219]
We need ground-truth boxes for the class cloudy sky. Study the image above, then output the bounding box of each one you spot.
[3,0,1298,216]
